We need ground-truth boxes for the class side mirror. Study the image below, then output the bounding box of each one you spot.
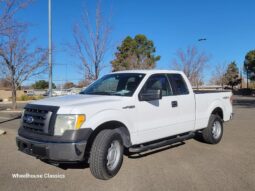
[139,89,162,101]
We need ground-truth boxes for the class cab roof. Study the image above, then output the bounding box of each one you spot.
[112,69,183,75]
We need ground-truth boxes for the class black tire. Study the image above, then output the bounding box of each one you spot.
[202,114,223,144]
[89,129,124,180]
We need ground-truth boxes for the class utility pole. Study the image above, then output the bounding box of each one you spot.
[48,0,52,97]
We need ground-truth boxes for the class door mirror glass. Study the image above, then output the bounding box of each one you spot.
[139,89,162,101]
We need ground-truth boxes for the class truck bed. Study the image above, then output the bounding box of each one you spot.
[194,90,232,131]
[194,90,231,94]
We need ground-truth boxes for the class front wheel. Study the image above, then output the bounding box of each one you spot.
[202,114,223,144]
[89,129,124,180]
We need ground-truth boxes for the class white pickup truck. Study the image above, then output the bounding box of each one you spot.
[16,70,233,180]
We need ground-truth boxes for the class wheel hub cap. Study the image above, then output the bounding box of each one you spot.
[107,140,121,171]
[212,121,221,139]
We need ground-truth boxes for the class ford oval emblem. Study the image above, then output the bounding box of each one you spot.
[25,115,34,124]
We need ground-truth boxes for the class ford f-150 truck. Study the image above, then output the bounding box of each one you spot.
[16,70,233,180]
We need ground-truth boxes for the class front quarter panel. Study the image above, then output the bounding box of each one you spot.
[83,109,135,141]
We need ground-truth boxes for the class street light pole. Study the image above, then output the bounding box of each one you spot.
[48,0,52,97]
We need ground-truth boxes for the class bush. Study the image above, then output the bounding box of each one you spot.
[19,95,30,101]
[17,95,44,101]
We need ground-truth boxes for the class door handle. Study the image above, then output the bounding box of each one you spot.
[171,101,178,107]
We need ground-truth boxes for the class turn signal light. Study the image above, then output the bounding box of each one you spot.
[75,115,86,129]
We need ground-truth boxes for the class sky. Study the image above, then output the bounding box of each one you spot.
[17,0,255,85]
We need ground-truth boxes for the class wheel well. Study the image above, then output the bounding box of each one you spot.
[85,121,131,157]
[211,107,223,120]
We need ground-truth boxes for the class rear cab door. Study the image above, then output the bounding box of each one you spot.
[166,73,196,134]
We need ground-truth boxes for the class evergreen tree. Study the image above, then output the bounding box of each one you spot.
[244,50,255,81]
[111,34,160,71]
[224,62,241,90]
[32,80,56,89]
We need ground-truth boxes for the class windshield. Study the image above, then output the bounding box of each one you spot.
[80,73,145,96]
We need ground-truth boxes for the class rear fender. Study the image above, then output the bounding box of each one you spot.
[207,99,225,121]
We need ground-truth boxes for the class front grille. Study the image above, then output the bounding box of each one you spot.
[22,104,59,135]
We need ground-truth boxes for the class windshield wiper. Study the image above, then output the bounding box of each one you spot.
[110,92,124,96]
[83,92,112,95]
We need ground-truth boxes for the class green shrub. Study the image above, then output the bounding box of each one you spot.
[17,95,44,101]
[18,95,29,101]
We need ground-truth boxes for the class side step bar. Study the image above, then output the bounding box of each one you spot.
[129,132,195,153]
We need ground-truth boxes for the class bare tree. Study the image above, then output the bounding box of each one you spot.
[172,46,209,88]
[0,0,47,110]
[209,62,227,87]
[70,0,111,80]
[77,79,91,88]
[0,32,47,109]
[0,0,31,36]
[0,77,12,88]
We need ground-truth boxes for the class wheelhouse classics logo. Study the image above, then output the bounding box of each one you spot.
[12,173,65,179]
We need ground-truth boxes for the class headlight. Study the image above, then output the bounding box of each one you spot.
[21,109,25,117]
[54,114,86,136]
[20,109,25,126]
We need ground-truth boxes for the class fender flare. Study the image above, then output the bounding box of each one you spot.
[207,99,225,121]
[84,109,133,147]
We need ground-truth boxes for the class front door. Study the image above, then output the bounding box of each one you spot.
[134,74,181,144]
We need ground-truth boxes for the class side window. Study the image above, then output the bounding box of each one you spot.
[141,74,172,96]
[167,74,189,95]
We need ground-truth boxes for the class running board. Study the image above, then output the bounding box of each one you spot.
[129,132,195,153]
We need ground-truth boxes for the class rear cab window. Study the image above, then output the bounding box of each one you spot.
[167,74,189,95]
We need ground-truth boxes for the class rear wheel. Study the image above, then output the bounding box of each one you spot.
[202,114,223,144]
[89,129,123,180]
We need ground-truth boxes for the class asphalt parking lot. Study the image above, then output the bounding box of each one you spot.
[0,96,255,191]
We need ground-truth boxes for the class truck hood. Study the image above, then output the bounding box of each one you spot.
[29,94,124,108]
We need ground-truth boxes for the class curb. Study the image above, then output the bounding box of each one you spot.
[0,110,22,117]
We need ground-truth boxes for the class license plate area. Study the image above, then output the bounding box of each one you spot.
[17,139,48,158]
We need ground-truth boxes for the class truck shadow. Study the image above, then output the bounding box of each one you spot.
[59,162,89,170]
[233,98,255,108]
[41,159,89,170]
[127,142,185,159]
[51,161,89,170]
[193,133,206,143]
